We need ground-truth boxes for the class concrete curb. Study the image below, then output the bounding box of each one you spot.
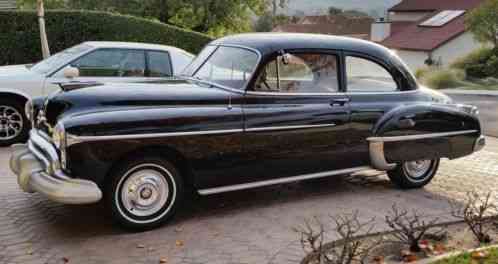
[441,89,498,96]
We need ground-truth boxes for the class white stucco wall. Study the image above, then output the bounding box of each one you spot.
[393,32,483,72]
[389,12,430,22]
[393,49,429,71]
[431,32,483,67]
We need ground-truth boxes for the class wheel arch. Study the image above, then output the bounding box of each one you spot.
[0,91,30,106]
[104,144,195,190]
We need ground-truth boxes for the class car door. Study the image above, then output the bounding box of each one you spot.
[44,48,149,94]
[344,53,418,167]
[240,50,353,183]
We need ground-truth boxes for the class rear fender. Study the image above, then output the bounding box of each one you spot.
[368,103,481,170]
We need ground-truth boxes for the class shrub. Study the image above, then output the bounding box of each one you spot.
[421,69,465,89]
[450,47,498,79]
[0,10,213,65]
[414,67,431,80]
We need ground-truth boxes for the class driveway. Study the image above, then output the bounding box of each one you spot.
[0,139,497,264]
[448,94,498,137]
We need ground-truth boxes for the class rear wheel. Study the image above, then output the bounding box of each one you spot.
[387,159,440,189]
[107,155,184,230]
[0,99,29,147]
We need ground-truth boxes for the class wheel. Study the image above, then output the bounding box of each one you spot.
[0,99,29,147]
[107,155,184,230]
[387,159,440,189]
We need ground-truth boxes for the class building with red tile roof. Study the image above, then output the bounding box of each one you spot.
[371,0,487,70]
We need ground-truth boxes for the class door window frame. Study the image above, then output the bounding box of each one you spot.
[246,49,346,96]
[343,51,411,94]
[50,47,173,78]
[145,50,174,78]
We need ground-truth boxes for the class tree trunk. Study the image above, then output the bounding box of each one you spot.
[37,0,50,59]
[159,0,168,23]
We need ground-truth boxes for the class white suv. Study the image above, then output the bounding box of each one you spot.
[0,41,194,146]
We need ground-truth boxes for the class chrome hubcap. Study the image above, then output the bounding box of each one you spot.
[0,105,23,141]
[403,160,432,179]
[120,169,169,217]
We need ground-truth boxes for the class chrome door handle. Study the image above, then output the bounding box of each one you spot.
[330,98,350,106]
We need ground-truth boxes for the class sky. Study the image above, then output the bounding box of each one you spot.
[280,0,402,17]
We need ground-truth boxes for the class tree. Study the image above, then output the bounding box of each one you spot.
[328,6,342,16]
[466,0,498,48]
[269,0,287,16]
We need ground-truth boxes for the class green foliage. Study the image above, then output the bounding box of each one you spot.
[421,69,466,89]
[414,67,431,80]
[431,248,498,264]
[328,6,342,16]
[19,0,268,37]
[465,0,498,47]
[0,10,212,65]
[450,47,498,79]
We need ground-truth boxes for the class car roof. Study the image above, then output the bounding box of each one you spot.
[212,33,394,60]
[83,41,193,56]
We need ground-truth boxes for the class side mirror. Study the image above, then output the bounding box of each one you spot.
[63,66,80,79]
[281,53,291,65]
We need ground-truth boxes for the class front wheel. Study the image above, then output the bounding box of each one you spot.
[387,159,440,189]
[107,155,184,230]
[0,99,29,147]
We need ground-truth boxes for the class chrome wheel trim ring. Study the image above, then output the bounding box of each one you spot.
[402,159,433,182]
[115,164,177,224]
[0,105,23,141]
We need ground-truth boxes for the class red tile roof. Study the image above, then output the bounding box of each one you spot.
[273,15,373,39]
[389,0,483,12]
[381,13,467,51]
[381,0,484,51]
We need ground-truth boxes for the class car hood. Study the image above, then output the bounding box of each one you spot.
[44,79,235,125]
[0,64,37,77]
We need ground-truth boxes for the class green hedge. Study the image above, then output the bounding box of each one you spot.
[0,10,213,65]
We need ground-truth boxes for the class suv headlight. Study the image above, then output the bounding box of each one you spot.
[52,122,66,149]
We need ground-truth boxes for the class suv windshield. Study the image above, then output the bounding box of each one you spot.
[30,44,93,75]
[183,45,259,90]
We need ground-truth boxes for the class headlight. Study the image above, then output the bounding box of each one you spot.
[52,122,66,149]
[25,100,33,121]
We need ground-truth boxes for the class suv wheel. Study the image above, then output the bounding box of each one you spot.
[107,155,184,230]
[0,99,29,147]
[387,159,440,189]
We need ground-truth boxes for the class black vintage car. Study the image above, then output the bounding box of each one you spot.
[10,33,485,229]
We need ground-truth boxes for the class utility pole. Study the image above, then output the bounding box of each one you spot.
[37,0,50,59]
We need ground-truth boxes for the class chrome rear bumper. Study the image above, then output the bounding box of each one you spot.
[9,131,102,204]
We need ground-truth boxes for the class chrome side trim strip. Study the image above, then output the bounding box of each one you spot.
[67,129,245,146]
[67,124,337,146]
[197,166,372,195]
[246,123,336,132]
[245,89,419,97]
[367,130,478,142]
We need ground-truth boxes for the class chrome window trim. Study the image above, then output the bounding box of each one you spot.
[367,130,478,142]
[244,89,419,97]
[198,166,372,195]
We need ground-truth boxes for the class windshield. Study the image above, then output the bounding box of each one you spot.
[30,44,93,75]
[183,45,259,90]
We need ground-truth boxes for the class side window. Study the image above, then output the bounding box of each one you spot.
[71,49,145,77]
[147,51,172,77]
[171,52,194,74]
[346,56,398,92]
[255,53,339,93]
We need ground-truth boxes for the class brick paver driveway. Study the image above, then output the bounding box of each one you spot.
[1,138,497,264]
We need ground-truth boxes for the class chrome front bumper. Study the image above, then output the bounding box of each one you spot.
[9,130,102,204]
[474,135,486,152]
